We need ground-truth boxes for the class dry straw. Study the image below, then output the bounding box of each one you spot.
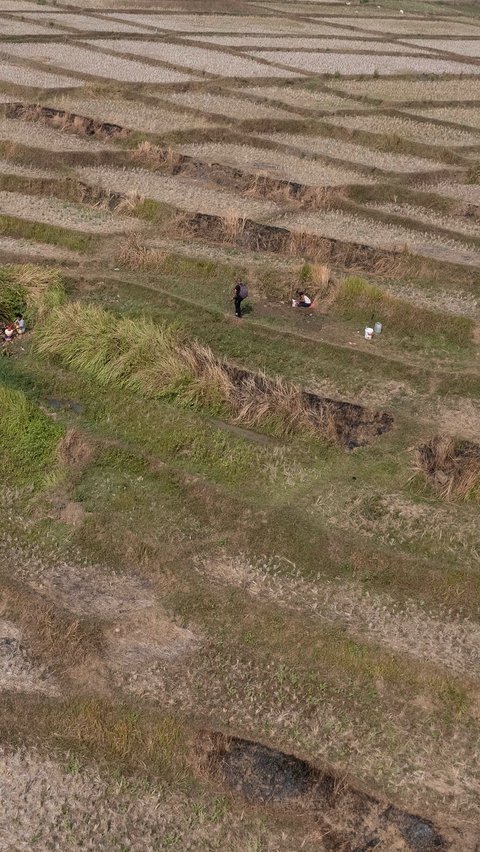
[415,436,480,501]
[36,302,344,443]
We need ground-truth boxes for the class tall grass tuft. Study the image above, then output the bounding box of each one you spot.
[415,436,480,501]
[0,264,65,325]
[36,303,345,442]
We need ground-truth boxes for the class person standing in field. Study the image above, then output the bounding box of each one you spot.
[232,280,248,319]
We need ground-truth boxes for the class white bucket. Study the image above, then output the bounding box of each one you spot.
[364,326,374,340]
[374,321,383,335]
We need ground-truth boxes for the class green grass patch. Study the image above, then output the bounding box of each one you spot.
[0,383,63,486]
[334,276,473,347]
[0,214,97,252]
[131,198,176,226]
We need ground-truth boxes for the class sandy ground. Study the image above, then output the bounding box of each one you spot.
[178,141,372,186]
[76,164,282,220]
[328,112,480,147]
[263,130,450,172]
[0,191,140,233]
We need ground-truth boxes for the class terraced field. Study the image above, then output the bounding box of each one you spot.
[1,2,480,851]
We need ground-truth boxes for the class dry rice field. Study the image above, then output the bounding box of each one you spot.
[0,115,114,152]
[366,201,480,240]
[2,42,196,84]
[2,2,480,849]
[422,180,480,205]
[0,60,82,89]
[162,90,298,120]
[0,190,139,232]
[178,141,373,186]
[243,85,368,112]
[330,76,480,103]
[45,93,218,133]
[275,207,480,265]
[0,17,63,36]
[402,38,480,57]
[262,131,447,172]
[91,39,304,78]
[321,16,480,35]
[327,112,480,147]
[75,164,281,219]
[108,13,348,34]
[18,12,150,33]
[405,106,480,130]
[189,35,427,52]
[249,50,480,76]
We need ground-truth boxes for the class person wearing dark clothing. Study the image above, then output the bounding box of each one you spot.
[233,281,248,318]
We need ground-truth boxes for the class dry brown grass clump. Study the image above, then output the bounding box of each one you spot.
[119,234,167,269]
[415,436,480,501]
[35,303,391,446]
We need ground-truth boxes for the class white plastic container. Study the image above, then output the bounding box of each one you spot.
[364,326,374,340]
[374,321,383,335]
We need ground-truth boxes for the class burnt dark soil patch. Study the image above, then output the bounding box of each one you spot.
[225,364,392,448]
[204,733,447,852]
[416,435,480,500]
